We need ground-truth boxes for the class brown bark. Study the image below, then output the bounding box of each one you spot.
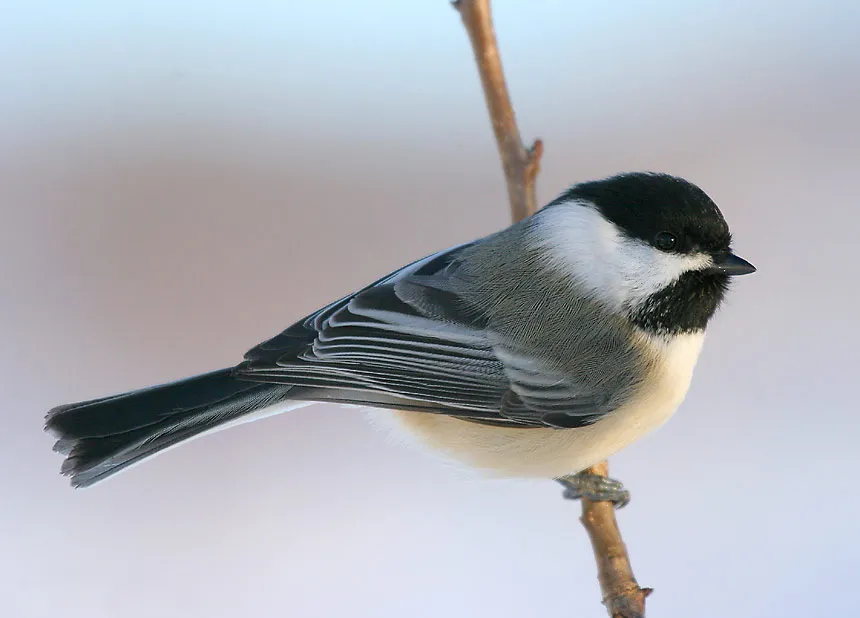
[579,462,652,617]
[452,0,542,222]
[452,2,650,616]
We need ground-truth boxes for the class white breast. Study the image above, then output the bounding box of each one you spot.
[369,331,705,478]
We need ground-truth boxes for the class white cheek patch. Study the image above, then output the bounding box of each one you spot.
[530,201,712,310]
[613,236,711,306]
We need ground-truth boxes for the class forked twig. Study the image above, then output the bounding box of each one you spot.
[452,0,542,222]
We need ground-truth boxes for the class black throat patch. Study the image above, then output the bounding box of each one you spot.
[629,270,730,335]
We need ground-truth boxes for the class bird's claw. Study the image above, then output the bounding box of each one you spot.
[557,472,630,509]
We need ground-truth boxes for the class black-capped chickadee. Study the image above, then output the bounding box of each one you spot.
[46,172,755,501]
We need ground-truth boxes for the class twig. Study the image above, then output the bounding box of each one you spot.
[452,2,650,616]
[452,0,542,221]
[579,462,652,618]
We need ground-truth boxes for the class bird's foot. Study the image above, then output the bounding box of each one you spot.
[557,472,630,509]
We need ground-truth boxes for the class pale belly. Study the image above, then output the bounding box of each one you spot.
[369,332,705,478]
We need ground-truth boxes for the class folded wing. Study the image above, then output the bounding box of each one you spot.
[237,242,612,428]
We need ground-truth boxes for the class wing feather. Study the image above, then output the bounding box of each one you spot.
[237,241,612,428]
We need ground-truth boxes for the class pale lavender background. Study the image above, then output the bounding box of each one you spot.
[2,2,859,617]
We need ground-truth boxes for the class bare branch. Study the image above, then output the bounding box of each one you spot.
[453,2,651,616]
[579,462,652,618]
[453,0,542,220]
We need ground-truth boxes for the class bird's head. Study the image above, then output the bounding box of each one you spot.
[533,172,756,335]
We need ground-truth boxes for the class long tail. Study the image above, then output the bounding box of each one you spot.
[45,369,294,488]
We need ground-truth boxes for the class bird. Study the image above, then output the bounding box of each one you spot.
[45,172,755,503]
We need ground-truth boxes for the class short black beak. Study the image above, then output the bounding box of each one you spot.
[710,252,757,276]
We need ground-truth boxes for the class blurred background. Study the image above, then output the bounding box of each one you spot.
[2,1,859,617]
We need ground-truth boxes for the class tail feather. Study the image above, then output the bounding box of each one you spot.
[45,368,293,488]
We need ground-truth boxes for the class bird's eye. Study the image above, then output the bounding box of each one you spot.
[654,232,678,251]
